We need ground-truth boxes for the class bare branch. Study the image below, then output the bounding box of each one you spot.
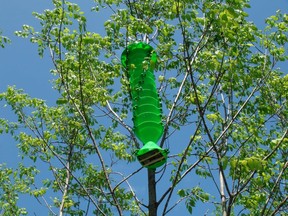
[106,100,139,148]
[261,139,288,216]
[111,170,148,214]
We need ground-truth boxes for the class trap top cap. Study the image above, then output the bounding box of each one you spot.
[121,42,157,68]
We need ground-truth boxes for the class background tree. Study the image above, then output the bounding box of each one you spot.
[0,0,287,215]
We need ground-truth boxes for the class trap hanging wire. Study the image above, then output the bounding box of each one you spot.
[121,42,169,169]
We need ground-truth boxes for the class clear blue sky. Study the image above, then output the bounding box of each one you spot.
[0,0,287,215]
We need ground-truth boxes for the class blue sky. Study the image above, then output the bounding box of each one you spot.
[0,0,287,215]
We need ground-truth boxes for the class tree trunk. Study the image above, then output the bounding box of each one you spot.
[219,171,227,216]
[148,169,157,216]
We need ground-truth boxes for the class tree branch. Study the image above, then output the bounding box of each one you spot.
[106,100,139,148]
[59,157,71,216]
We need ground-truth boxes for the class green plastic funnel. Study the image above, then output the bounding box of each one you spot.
[136,141,169,169]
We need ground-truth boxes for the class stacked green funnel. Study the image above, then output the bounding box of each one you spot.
[121,42,168,169]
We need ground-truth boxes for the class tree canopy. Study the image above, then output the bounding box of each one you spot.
[0,0,287,215]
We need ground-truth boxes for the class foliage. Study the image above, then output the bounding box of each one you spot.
[0,31,11,48]
[0,0,287,215]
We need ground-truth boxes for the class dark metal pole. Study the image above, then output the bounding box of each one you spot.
[148,168,157,216]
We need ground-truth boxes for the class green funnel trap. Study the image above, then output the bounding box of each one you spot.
[136,141,169,169]
[121,42,168,169]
